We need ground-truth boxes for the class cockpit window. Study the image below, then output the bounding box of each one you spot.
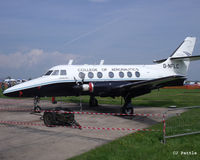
[45,70,53,76]
[60,70,67,76]
[52,70,59,75]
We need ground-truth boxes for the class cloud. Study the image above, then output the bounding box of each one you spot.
[64,17,123,46]
[0,49,80,69]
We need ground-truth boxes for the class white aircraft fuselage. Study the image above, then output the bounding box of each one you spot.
[3,63,182,98]
[3,37,200,113]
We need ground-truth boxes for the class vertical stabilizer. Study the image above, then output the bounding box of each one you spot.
[170,37,196,58]
[155,37,197,76]
[165,37,196,75]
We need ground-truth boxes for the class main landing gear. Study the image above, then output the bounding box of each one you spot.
[121,97,134,114]
[89,96,98,107]
[33,96,42,113]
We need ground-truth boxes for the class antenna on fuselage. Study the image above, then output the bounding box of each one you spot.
[68,59,73,65]
[100,60,104,65]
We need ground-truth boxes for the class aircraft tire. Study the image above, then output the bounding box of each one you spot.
[34,106,41,113]
[121,107,133,115]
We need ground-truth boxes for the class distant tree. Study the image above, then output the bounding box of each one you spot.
[1,82,5,92]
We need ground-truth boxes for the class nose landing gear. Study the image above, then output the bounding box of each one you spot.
[33,96,41,113]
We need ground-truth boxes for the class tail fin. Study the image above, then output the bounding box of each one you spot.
[154,37,198,76]
[153,37,197,64]
[170,37,196,58]
[169,37,196,75]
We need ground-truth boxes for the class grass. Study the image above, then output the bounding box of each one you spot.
[40,88,200,107]
[165,108,200,136]
[1,88,200,107]
[69,108,200,160]
[134,89,200,107]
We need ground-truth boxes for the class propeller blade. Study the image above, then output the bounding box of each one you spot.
[74,77,79,85]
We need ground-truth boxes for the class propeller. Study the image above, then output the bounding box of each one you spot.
[74,77,84,86]
[74,77,80,86]
[73,76,93,92]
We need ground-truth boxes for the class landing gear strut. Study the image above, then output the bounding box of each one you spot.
[89,96,98,107]
[33,96,41,113]
[121,97,134,114]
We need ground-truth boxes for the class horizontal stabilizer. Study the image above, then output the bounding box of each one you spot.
[153,55,200,63]
[170,55,200,61]
[153,59,167,64]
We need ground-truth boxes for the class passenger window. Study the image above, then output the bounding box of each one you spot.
[60,70,67,76]
[119,72,124,78]
[127,72,132,78]
[135,71,140,77]
[109,72,114,78]
[52,70,59,75]
[97,72,103,78]
[45,70,53,76]
[88,72,94,79]
[79,72,85,79]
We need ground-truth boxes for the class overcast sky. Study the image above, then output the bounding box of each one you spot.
[0,0,200,80]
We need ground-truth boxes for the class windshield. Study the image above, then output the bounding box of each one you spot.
[44,70,53,76]
[52,70,59,75]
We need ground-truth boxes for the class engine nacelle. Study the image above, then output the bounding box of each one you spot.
[74,81,120,96]
[82,82,94,92]
[74,81,123,96]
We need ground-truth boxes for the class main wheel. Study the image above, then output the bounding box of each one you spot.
[43,112,55,127]
[121,107,133,115]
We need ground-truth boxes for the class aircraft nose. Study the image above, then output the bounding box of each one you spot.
[3,89,19,97]
[3,91,9,97]
[3,92,9,97]
[3,90,7,96]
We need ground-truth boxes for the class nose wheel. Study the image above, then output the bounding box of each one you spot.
[33,96,41,113]
[34,106,42,113]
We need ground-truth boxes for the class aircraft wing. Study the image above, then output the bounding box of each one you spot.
[115,75,185,96]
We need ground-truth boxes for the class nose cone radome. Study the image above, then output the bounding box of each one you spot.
[3,89,19,97]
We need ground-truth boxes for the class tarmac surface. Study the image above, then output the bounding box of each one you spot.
[0,98,185,160]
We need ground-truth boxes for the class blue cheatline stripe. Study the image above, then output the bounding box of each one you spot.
[3,77,151,94]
